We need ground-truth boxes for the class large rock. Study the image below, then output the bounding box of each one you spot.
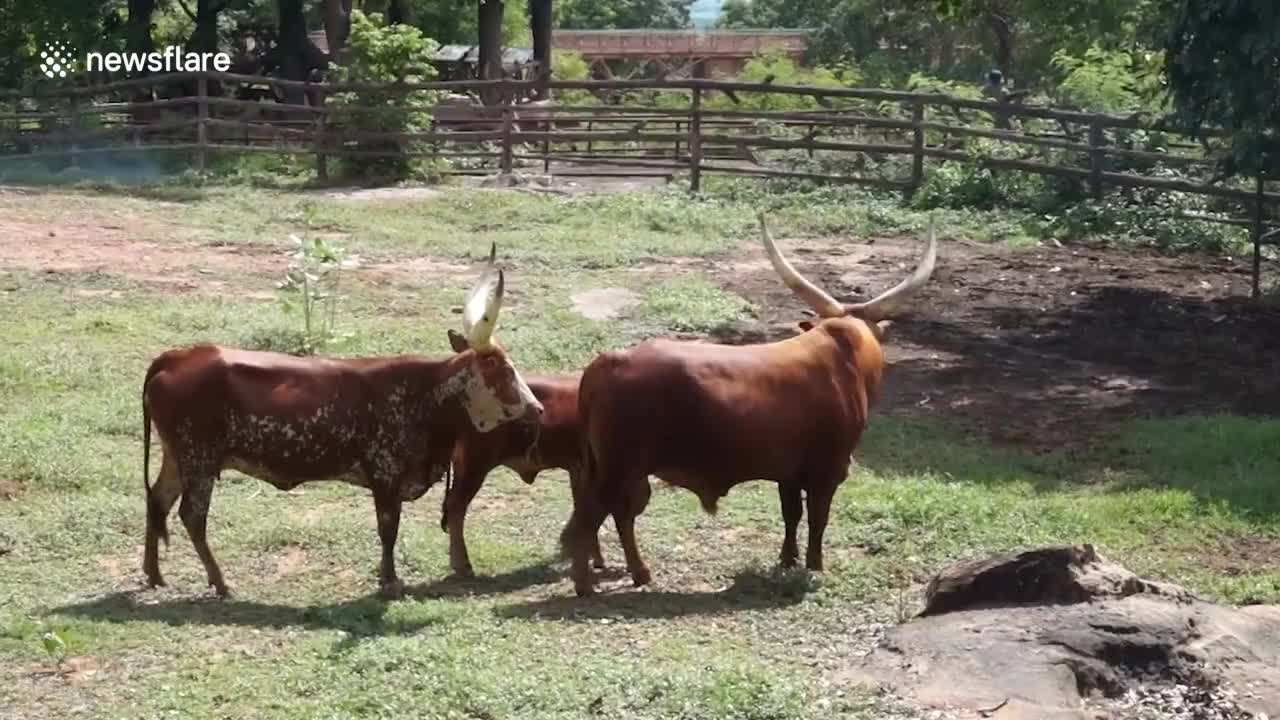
[920,544,1194,616]
[847,546,1280,720]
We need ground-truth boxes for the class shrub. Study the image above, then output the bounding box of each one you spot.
[328,10,443,182]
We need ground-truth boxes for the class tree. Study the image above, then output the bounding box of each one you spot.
[554,0,693,29]
[1158,0,1280,178]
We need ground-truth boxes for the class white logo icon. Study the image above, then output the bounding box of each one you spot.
[40,42,74,79]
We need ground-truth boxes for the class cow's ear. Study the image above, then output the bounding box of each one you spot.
[797,320,815,333]
[447,329,470,353]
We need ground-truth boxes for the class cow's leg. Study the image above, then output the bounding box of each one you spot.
[566,469,606,569]
[614,475,652,587]
[178,471,228,596]
[567,502,609,597]
[373,491,404,598]
[778,483,803,568]
[444,463,487,578]
[143,453,183,588]
[804,480,840,572]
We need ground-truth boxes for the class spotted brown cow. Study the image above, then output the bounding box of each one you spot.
[141,261,543,598]
[439,349,606,578]
[563,213,938,596]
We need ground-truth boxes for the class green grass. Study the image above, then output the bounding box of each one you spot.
[0,183,1278,719]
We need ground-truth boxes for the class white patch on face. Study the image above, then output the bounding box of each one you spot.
[459,359,541,433]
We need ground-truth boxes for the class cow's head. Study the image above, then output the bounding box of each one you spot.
[446,243,543,432]
[758,212,937,343]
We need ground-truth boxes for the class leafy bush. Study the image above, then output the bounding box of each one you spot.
[1050,45,1167,113]
[707,50,852,111]
[550,49,595,106]
[328,10,443,182]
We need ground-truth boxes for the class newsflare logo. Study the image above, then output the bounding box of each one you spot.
[37,39,232,79]
[40,41,75,79]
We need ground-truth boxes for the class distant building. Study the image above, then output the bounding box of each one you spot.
[554,29,807,78]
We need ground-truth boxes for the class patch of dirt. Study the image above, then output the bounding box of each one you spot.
[274,545,309,578]
[1189,535,1280,581]
[0,478,25,501]
[571,287,641,321]
[95,556,128,582]
[320,186,444,202]
[704,232,1280,450]
[0,217,285,294]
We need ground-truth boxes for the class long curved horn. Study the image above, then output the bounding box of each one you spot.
[463,268,504,351]
[846,218,938,323]
[487,241,496,266]
[758,212,844,319]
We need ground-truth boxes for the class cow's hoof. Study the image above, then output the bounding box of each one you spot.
[144,575,166,589]
[212,584,231,599]
[574,584,595,598]
[592,558,606,570]
[380,579,405,599]
[451,565,475,579]
[630,566,652,587]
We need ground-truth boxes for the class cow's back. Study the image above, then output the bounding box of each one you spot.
[578,332,870,484]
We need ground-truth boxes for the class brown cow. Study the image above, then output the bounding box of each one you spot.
[439,356,605,578]
[141,262,543,599]
[563,213,937,596]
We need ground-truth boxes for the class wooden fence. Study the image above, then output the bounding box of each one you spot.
[2,71,1277,295]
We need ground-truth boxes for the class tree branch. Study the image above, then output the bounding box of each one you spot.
[174,0,197,21]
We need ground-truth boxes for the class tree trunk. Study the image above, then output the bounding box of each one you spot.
[984,12,1014,73]
[388,0,409,24]
[276,0,327,104]
[478,0,506,104]
[126,0,157,57]
[324,0,354,64]
[529,0,552,99]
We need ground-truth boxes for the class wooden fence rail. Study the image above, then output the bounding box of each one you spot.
[2,71,1277,295]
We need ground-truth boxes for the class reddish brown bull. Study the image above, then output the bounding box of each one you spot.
[563,213,938,596]
[140,261,543,598]
[439,356,605,577]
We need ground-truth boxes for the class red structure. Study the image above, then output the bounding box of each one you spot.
[553,29,809,79]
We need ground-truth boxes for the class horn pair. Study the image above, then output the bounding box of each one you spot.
[758,212,937,323]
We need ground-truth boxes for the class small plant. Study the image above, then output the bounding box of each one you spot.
[277,230,359,356]
[40,628,67,668]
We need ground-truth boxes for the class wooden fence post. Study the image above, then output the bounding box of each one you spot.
[68,94,80,168]
[906,98,925,200]
[1253,172,1265,300]
[688,85,703,193]
[674,120,682,160]
[1088,118,1105,199]
[196,73,209,172]
[500,85,514,175]
[314,88,328,182]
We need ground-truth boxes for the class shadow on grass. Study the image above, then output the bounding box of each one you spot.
[493,565,817,622]
[405,558,572,599]
[47,588,430,643]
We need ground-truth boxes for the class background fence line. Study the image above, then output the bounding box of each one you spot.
[2,71,1276,295]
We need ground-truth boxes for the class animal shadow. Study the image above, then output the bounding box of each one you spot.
[494,565,818,622]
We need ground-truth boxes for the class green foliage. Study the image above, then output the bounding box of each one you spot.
[1050,45,1167,113]
[1159,0,1280,178]
[276,206,360,355]
[905,72,985,100]
[328,10,443,182]
[550,49,595,105]
[707,50,850,111]
[554,0,693,29]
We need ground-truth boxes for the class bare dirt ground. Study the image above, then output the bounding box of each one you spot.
[691,233,1280,450]
[2,197,1276,452]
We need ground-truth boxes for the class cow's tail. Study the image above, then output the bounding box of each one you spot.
[141,357,169,548]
